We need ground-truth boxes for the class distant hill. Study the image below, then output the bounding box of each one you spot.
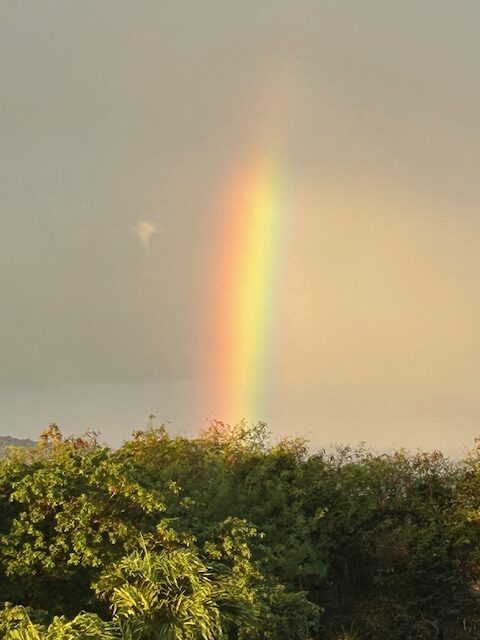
[0,435,36,454]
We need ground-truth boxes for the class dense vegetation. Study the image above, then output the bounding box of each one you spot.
[1,421,480,639]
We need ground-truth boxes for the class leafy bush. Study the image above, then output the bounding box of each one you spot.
[1,422,480,638]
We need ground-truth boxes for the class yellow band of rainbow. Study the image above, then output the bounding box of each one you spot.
[212,150,284,423]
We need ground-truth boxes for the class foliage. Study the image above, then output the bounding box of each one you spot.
[96,544,256,639]
[0,425,169,613]
[1,421,480,638]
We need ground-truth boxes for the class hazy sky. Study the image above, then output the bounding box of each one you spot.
[1,1,480,454]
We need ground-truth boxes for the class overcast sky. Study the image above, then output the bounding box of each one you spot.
[1,1,479,454]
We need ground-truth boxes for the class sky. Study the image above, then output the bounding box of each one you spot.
[1,1,480,455]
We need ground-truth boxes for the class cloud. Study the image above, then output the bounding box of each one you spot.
[134,220,157,249]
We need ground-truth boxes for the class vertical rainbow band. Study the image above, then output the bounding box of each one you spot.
[213,151,284,423]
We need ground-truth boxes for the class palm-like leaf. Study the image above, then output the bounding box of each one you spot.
[4,612,116,640]
[97,547,255,640]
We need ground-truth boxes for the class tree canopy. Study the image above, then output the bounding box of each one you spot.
[0,422,479,639]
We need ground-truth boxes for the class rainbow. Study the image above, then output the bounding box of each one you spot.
[212,147,285,424]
